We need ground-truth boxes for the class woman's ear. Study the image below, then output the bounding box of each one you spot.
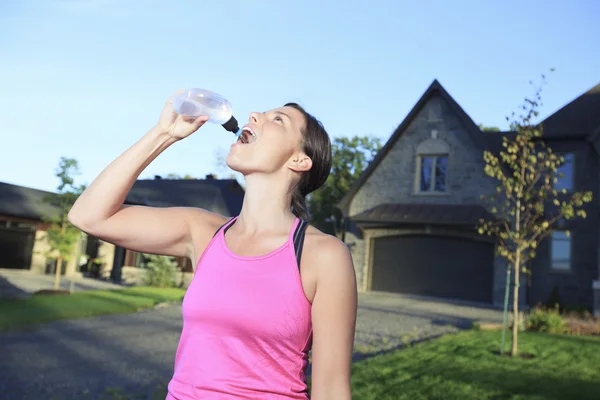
[288,154,312,173]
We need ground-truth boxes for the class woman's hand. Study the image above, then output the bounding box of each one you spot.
[156,91,209,140]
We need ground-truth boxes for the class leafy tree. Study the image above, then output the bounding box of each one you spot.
[163,173,195,179]
[308,136,382,235]
[42,157,86,289]
[478,72,592,357]
[479,124,501,132]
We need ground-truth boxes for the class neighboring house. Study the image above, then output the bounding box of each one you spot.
[0,174,245,286]
[339,80,600,315]
[96,174,244,285]
[0,181,65,274]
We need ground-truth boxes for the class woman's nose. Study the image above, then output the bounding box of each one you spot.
[248,112,261,124]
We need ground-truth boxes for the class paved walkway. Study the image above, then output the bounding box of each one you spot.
[0,291,503,399]
[0,268,125,299]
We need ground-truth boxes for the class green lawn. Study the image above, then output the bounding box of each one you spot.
[347,330,600,400]
[0,286,186,331]
[3,289,599,399]
[140,330,599,400]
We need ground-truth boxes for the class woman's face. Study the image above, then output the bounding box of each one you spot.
[226,106,310,176]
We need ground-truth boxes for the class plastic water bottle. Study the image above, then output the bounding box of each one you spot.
[172,88,240,134]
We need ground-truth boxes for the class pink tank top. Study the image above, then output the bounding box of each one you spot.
[166,217,312,399]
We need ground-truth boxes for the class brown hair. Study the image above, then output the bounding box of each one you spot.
[284,102,332,221]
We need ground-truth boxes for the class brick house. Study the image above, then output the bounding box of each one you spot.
[0,175,245,286]
[339,80,600,314]
[93,175,244,285]
[0,182,71,274]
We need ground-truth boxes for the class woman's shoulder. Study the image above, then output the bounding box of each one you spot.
[304,225,348,251]
[303,225,354,274]
[302,224,357,315]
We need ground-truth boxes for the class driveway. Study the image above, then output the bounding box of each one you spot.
[0,292,503,399]
[354,292,503,353]
[0,269,125,299]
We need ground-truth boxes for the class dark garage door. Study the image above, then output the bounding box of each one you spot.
[0,226,35,269]
[371,235,495,303]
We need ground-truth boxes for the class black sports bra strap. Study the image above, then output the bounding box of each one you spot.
[212,217,236,238]
[292,219,309,270]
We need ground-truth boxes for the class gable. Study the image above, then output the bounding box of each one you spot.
[339,80,490,216]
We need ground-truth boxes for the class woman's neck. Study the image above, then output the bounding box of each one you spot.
[236,174,296,233]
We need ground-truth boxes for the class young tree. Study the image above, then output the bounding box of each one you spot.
[308,135,382,235]
[42,157,86,289]
[478,73,592,356]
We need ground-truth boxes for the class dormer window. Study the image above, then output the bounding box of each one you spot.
[415,138,449,194]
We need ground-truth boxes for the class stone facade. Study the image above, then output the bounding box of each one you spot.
[29,229,80,277]
[344,86,597,311]
[349,94,497,217]
[346,92,512,306]
[30,230,51,275]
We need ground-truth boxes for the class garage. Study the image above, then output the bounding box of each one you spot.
[0,225,35,269]
[370,234,495,303]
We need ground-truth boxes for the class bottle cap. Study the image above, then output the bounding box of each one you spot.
[222,116,239,134]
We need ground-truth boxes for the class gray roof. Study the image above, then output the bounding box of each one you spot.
[352,203,496,226]
[0,176,245,221]
[0,181,59,221]
[125,176,244,217]
[541,82,600,138]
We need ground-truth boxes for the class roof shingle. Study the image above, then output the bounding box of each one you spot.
[0,176,245,221]
[351,203,495,226]
[0,181,59,221]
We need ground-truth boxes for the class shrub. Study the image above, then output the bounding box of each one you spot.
[564,312,600,336]
[143,255,177,288]
[526,305,566,334]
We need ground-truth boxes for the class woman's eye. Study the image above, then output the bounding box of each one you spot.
[274,116,283,123]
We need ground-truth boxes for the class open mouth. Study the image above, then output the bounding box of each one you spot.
[237,127,257,144]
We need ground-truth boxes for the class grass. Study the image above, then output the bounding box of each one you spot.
[347,330,600,399]
[4,290,598,399]
[0,286,186,331]
[129,330,600,400]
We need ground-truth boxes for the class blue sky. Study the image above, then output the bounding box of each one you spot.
[1,0,599,192]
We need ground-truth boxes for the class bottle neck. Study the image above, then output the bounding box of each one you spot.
[222,116,239,135]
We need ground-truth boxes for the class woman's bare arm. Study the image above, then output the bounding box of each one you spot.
[307,235,357,400]
[68,93,226,262]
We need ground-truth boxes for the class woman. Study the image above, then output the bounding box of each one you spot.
[68,91,358,399]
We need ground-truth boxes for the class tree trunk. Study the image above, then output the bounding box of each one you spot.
[53,257,64,289]
[511,250,521,357]
[53,221,68,290]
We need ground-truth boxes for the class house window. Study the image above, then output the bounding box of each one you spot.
[419,155,448,192]
[555,153,574,191]
[415,138,450,194]
[551,231,571,271]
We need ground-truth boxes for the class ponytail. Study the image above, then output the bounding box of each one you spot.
[283,102,332,223]
[291,188,310,221]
